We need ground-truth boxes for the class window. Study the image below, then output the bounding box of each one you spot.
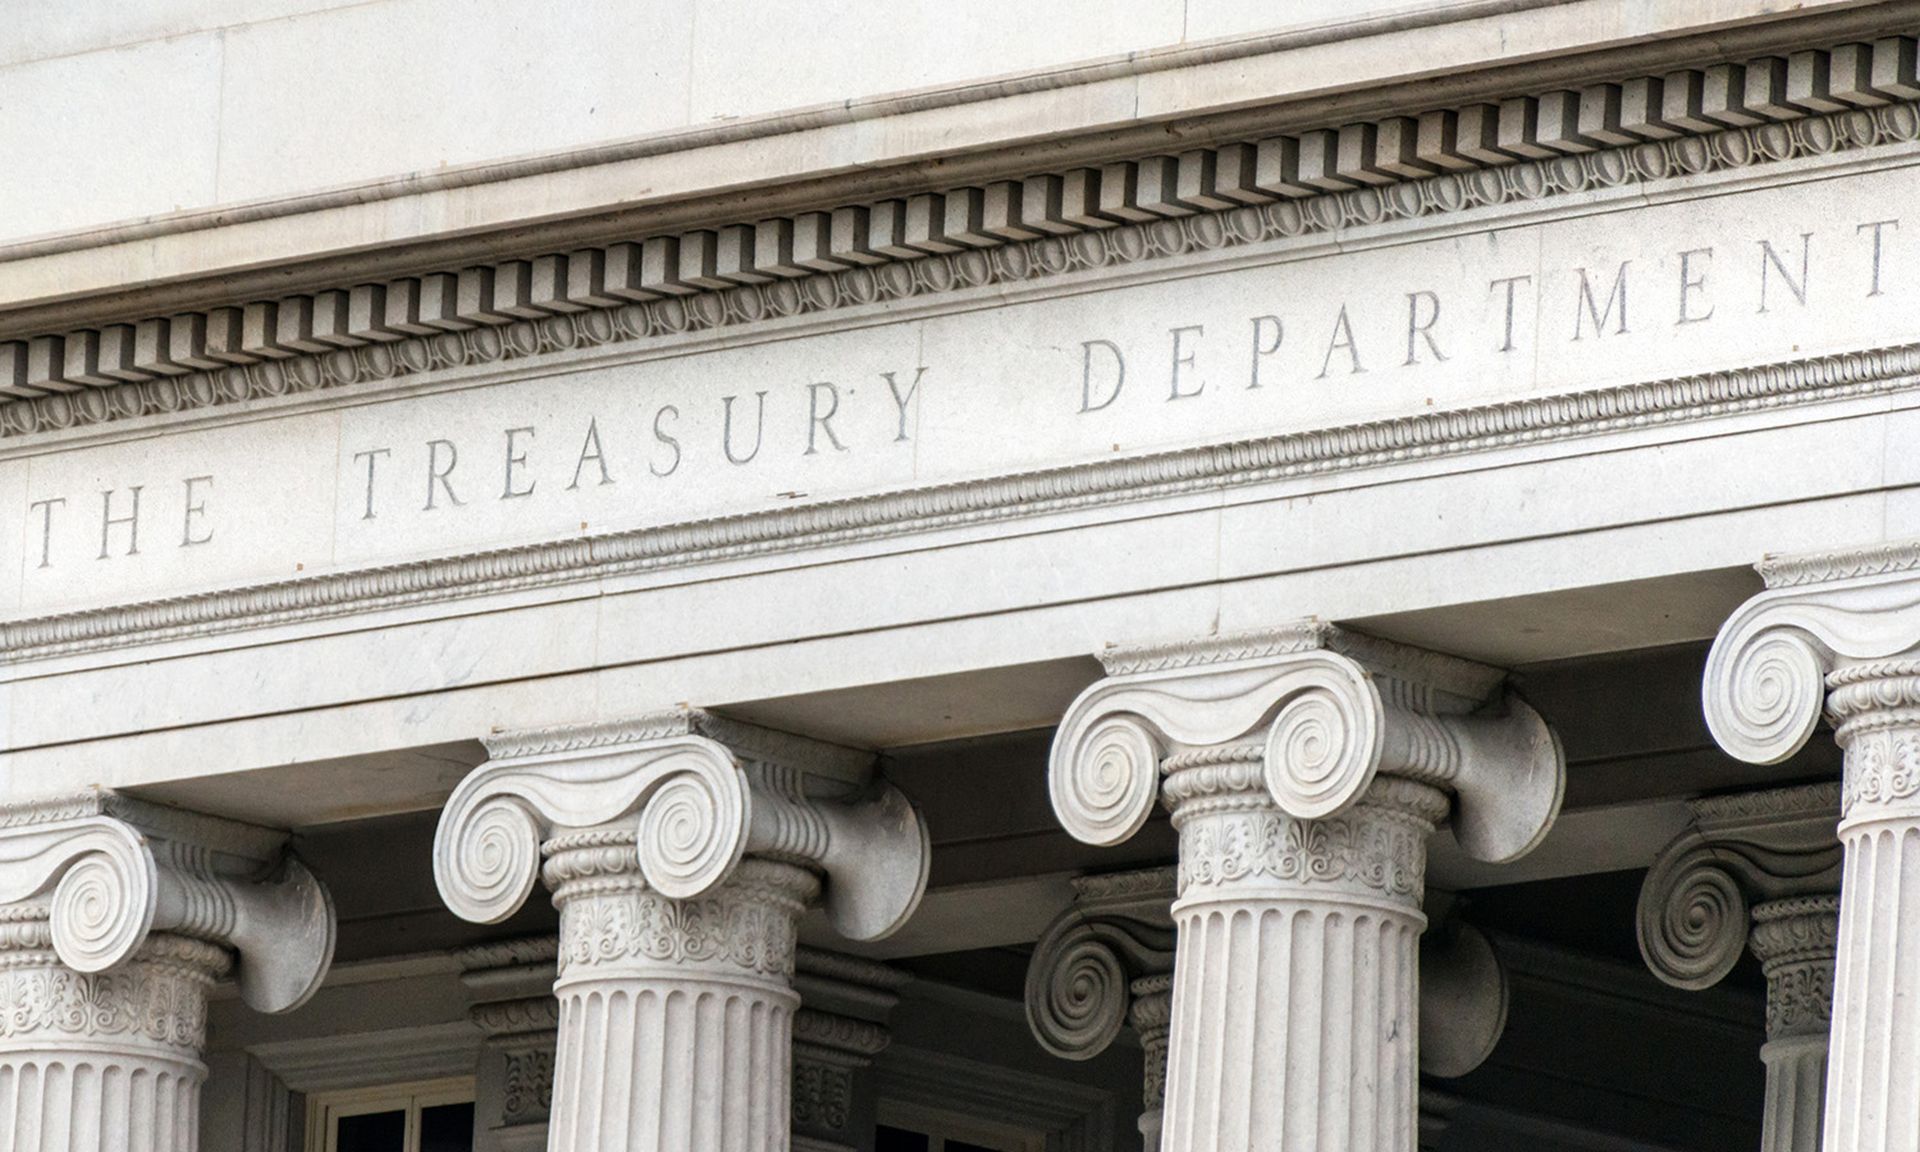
[306,1078,476,1152]
[876,1102,1045,1152]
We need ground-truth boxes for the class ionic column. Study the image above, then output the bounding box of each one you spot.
[433,710,929,1152]
[0,791,336,1152]
[1023,868,1177,1151]
[1047,624,1564,1152]
[790,948,907,1152]
[1752,897,1841,1152]
[1703,554,1920,1152]
[1024,867,1512,1152]
[458,937,560,1152]
[1636,784,1842,1152]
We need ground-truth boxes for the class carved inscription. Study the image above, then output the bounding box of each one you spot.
[12,168,1920,615]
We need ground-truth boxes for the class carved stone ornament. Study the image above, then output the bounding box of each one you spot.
[1048,624,1564,1152]
[435,709,929,941]
[1636,783,1843,991]
[1636,784,1842,1152]
[1051,622,1563,863]
[460,936,561,1149]
[434,711,929,1152]
[790,947,907,1152]
[1025,867,1512,1151]
[1702,553,1920,771]
[9,35,1919,453]
[1702,551,1920,1152]
[0,790,334,1014]
[0,790,336,1152]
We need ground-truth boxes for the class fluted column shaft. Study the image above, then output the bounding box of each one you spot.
[1128,978,1171,1152]
[1751,898,1839,1152]
[543,832,817,1152]
[1824,672,1920,1152]
[0,930,225,1152]
[0,793,335,1152]
[1160,748,1444,1152]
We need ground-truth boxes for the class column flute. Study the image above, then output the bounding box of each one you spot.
[0,790,335,1152]
[1704,543,1920,1152]
[1047,623,1564,1152]
[1635,784,1842,1152]
[433,709,929,1152]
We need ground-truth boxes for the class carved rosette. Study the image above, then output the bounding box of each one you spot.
[1702,552,1920,1152]
[434,711,929,1152]
[0,792,336,1152]
[1047,624,1564,1152]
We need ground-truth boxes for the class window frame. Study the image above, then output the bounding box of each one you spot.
[306,1076,476,1152]
[876,1100,1048,1152]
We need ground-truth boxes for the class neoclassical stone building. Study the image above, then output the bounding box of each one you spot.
[9,1,1920,1149]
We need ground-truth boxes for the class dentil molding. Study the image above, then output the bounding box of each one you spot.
[4,36,1918,440]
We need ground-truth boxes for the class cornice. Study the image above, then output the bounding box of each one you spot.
[0,788,286,863]
[0,0,1570,267]
[4,35,1918,441]
[1759,539,1920,588]
[9,338,1920,663]
[479,709,873,783]
[1097,622,1505,704]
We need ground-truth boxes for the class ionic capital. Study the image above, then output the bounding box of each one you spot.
[1024,867,1512,1078]
[434,709,930,943]
[0,789,335,1014]
[1023,867,1178,1061]
[1705,547,1920,768]
[1049,623,1564,864]
[1636,783,1842,991]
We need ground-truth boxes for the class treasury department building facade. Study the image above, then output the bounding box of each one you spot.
[11,2,1920,1150]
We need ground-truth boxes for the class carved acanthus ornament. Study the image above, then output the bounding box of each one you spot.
[1048,623,1564,1152]
[434,709,929,1152]
[0,790,336,1152]
[790,947,908,1152]
[1025,866,1512,1152]
[1702,549,1920,1152]
[1637,784,1841,1152]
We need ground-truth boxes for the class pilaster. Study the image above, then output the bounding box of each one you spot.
[0,790,336,1152]
[1047,623,1564,1152]
[790,948,908,1152]
[1703,546,1920,1152]
[1636,784,1842,1152]
[433,709,929,1152]
[458,937,560,1152]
